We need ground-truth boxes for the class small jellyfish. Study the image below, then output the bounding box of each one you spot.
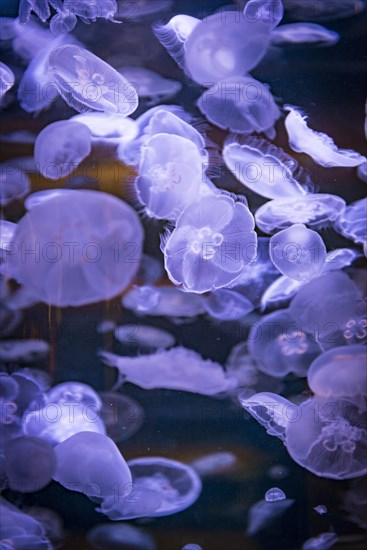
[182,545,202,550]
[190,452,237,477]
[264,487,286,502]
[99,391,144,443]
[0,61,15,105]
[162,194,257,293]
[0,339,49,363]
[198,77,280,138]
[34,121,92,180]
[238,391,293,440]
[122,285,206,318]
[53,431,132,499]
[114,324,175,349]
[302,532,338,550]
[117,0,173,21]
[282,0,365,21]
[248,309,321,378]
[87,523,156,550]
[4,436,56,492]
[203,288,254,321]
[334,197,367,249]
[307,345,367,403]
[47,44,139,115]
[247,496,295,535]
[284,105,366,167]
[49,3,78,35]
[116,67,182,106]
[260,275,304,311]
[255,194,346,234]
[8,190,144,307]
[314,505,328,515]
[100,346,237,395]
[152,14,200,69]
[271,23,339,46]
[223,136,309,199]
[269,224,327,282]
[0,162,31,205]
[97,319,117,334]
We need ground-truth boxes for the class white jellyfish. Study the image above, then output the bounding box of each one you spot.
[122,285,206,318]
[0,339,49,363]
[302,532,338,550]
[0,161,31,206]
[0,497,53,549]
[203,288,254,321]
[114,324,175,349]
[116,67,182,106]
[334,197,367,251]
[152,14,200,69]
[271,23,339,46]
[0,61,15,105]
[24,189,76,210]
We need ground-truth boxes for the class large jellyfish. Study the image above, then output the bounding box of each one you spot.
[248,309,321,377]
[223,136,310,199]
[162,194,257,293]
[198,77,280,138]
[271,23,340,46]
[34,121,92,180]
[47,44,139,115]
[99,346,237,395]
[0,61,15,105]
[8,190,144,306]
[284,106,366,167]
[0,161,31,206]
[255,194,346,233]
[269,224,327,282]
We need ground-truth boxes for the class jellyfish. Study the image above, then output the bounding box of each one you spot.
[182,545,202,550]
[116,67,182,106]
[260,275,304,311]
[0,161,31,205]
[282,0,365,21]
[0,497,52,549]
[223,136,310,199]
[122,285,206,318]
[136,133,205,220]
[203,289,254,321]
[0,61,15,105]
[47,44,139,115]
[34,120,92,180]
[71,112,138,141]
[87,523,156,550]
[255,194,346,234]
[136,254,164,285]
[198,77,280,138]
[99,391,144,443]
[49,2,78,35]
[271,23,340,46]
[114,324,175,349]
[0,339,49,363]
[269,224,327,282]
[246,496,295,535]
[47,381,102,409]
[99,346,237,395]
[55,0,119,29]
[18,0,51,23]
[4,436,56,492]
[53,431,132,499]
[314,505,328,515]
[24,507,64,548]
[302,532,338,550]
[248,309,321,378]
[334,197,367,249]
[307,345,367,404]
[190,452,237,477]
[284,105,366,167]
[152,14,200,69]
[99,456,202,520]
[357,160,367,183]
[8,190,144,307]
[25,189,76,210]
[15,367,51,392]
[288,272,361,340]
[117,0,173,21]
[97,319,117,334]
[162,194,257,293]
[0,221,17,252]
[264,487,286,502]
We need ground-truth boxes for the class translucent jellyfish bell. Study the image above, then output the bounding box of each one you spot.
[265,487,286,502]
[285,397,367,479]
[71,112,138,140]
[47,381,102,410]
[203,288,254,321]
[269,224,327,282]
[114,324,175,349]
[34,121,92,180]
[223,136,309,199]
[334,197,367,250]
[247,496,294,535]
[302,532,338,550]
[0,61,15,104]
[0,497,52,549]
[190,452,237,477]
[271,23,340,46]
[122,285,206,318]
[24,189,75,210]
[116,67,181,106]
[153,14,200,69]
[87,523,156,550]
[162,194,257,293]
[285,105,366,167]
[198,78,280,137]
[282,0,365,21]
[8,190,144,307]
[238,391,293,441]
[47,44,139,115]
[0,339,49,363]
[0,162,31,205]
[260,275,304,311]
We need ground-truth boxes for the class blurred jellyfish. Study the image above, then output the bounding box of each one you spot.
[269,224,327,282]
[247,496,295,535]
[153,14,200,68]
[25,507,64,547]
[0,162,31,206]
[8,190,144,307]
[51,0,119,33]
[226,342,276,391]
[190,452,237,476]
[203,288,254,321]
[100,346,237,395]
[114,324,175,349]
[238,391,293,440]
[99,391,144,443]
[182,545,202,550]
[4,436,56,492]
[357,160,367,183]
[282,0,365,21]
[223,136,309,199]
[48,44,139,115]
[97,319,117,334]
[48,381,102,409]
[100,456,202,519]
[271,23,339,46]
[343,476,367,529]
[0,339,49,363]
[122,285,206,318]
[302,532,338,550]
[307,345,367,404]
[284,106,366,167]
[0,61,15,105]
[117,0,173,20]
[288,272,361,340]
[15,368,51,392]
[266,464,289,480]
[198,77,280,138]
[255,194,346,233]
[285,397,367,479]
[87,522,156,550]
[117,67,181,106]
[264,487,286,502]
[25,189,76,210]
[314,505,328,515]
[19,0,51,23]
[0,221,17,252]
[162,194,257,293]
[260,275,304,311]
[248,309,321,378]
[53,431,132,499]
[3,286,41,311]
[334,197,367,250]
[182,1,283,85]
[34,120,92,180]
[0,497,52,549]
[136,254,164,285]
